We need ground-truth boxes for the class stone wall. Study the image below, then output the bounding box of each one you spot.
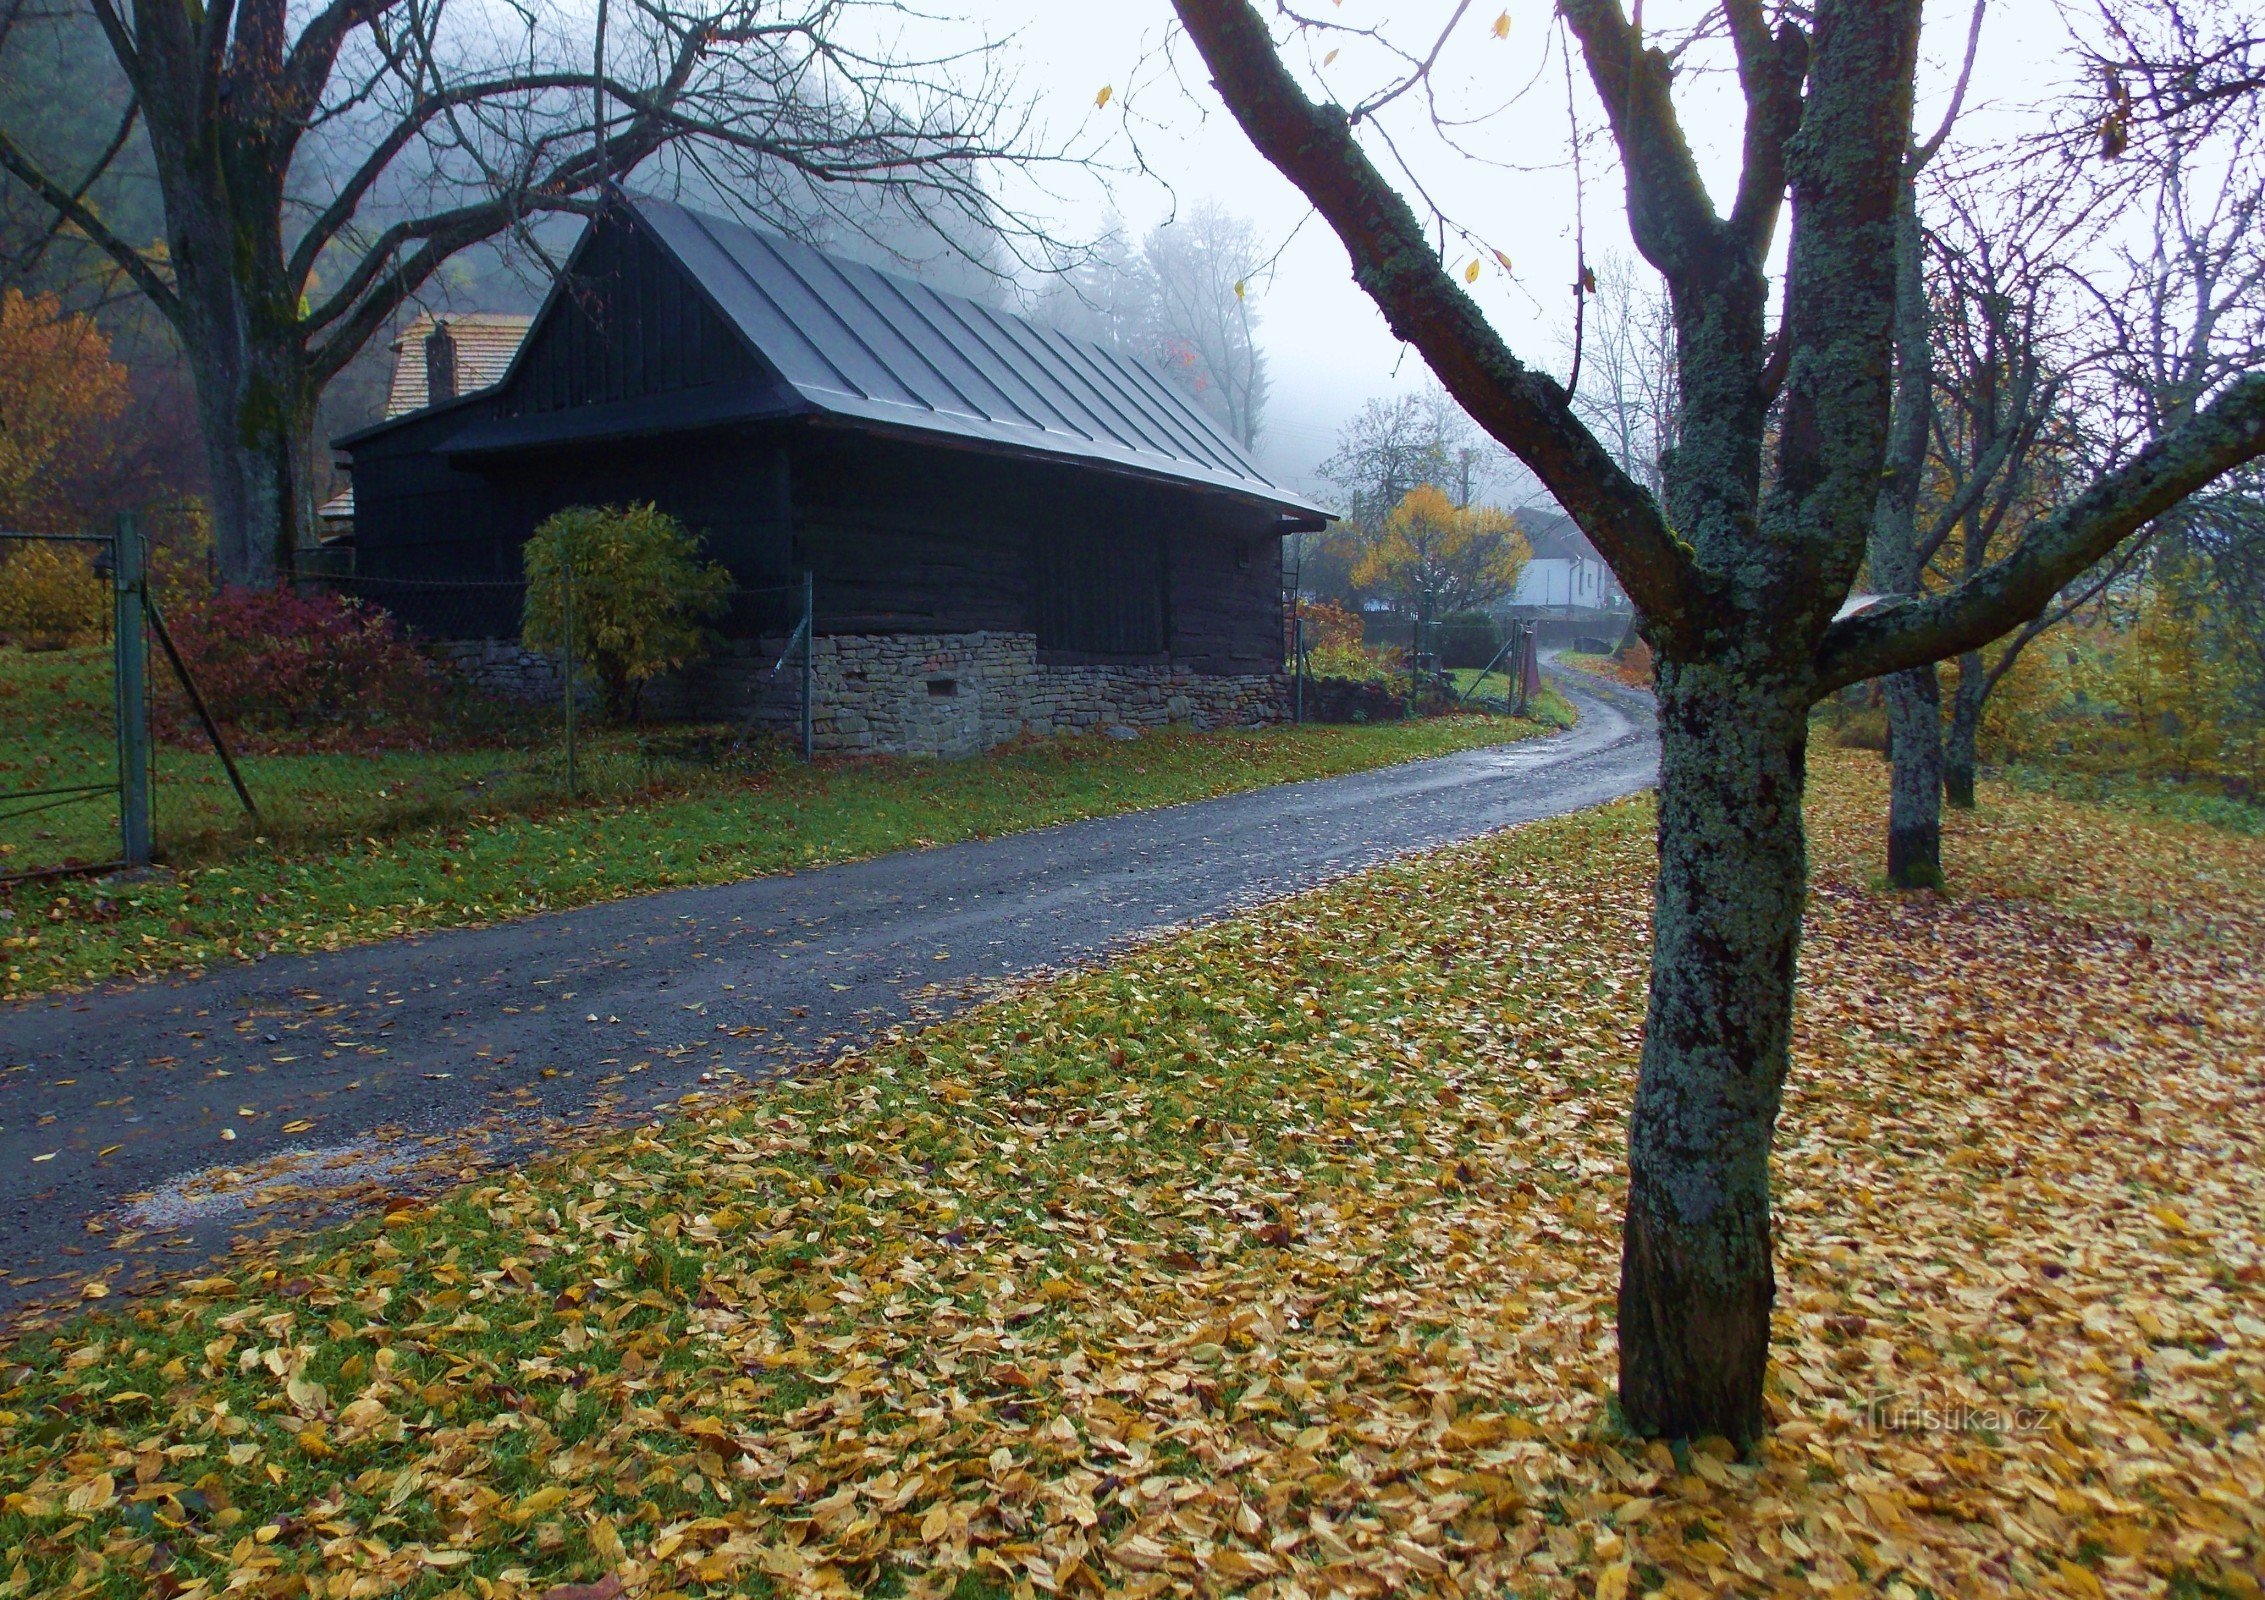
[653,632,1285,755]
[434,639,573,701]
[440,630,1285,755]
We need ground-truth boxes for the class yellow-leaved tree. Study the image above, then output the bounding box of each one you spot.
[521,504,732,720]
[0,290,129,532]
[0,291,129,647]
[1348,484,1531,621]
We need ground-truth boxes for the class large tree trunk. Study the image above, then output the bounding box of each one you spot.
[186,333,318,589]
[1619,656,1808,1445]
[169,226,316,589]
[1882,663,1943,885]
[1944,649,1984,807]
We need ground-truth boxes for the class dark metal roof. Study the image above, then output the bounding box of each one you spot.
[338,195,1331,520]
[639,197,1306,492]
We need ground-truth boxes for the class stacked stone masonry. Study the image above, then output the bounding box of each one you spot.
[436,639,572,700]
[640,631,1284,756]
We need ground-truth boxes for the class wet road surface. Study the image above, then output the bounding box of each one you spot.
[0,669,1656,1311]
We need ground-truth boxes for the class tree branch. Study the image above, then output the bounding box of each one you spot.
[1170,0,1696,631]
[1558,0,1726,277]
[1816,370,2265,689]
[1723,0,1807,257]
[0,126,176,315]
[286,68,615,297]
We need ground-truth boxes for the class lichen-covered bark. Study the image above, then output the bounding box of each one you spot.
[1621,657,1809,1444]
[1883,665,1945,880]
[1944,650,1983,807]
[1869,176,1942,886]
[1157,0,2258,1448]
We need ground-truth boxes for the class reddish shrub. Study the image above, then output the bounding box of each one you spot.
[158,586,443,745]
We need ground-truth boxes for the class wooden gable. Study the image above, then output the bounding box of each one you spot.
[498,213,765,418]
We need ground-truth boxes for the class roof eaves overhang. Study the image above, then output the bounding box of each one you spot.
[333,384,504,451]
[438,382,808,458]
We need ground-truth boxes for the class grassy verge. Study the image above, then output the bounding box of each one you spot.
[1995,760,2265,837]
[1557,650,1653,691]
[0,670,1561,998]
[6,750,2261,1599]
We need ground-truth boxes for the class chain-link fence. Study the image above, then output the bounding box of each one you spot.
[0,526,149,883]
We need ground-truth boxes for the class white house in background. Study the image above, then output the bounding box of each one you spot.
[315,313,534,541]
[1502,509,1629,619]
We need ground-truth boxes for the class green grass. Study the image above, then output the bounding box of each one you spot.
[0,645,1566,998]
[0,646,606,871]
[1994,761,2265,837]
[1441,667,1575,711]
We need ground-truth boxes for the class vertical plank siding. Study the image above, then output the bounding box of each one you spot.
[340,205,1301,668]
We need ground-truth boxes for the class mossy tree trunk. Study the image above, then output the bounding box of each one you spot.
[1172,0,2265,1444]
[177,267,321,587]
[1620,659,1809,1440]
[1944,649,1985,807]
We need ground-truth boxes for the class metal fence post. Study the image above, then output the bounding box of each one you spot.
[112,513,151,868]
[562,555,578,798]
[800,569,814,762]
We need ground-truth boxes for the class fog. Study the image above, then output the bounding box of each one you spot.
[973,0,2075,496]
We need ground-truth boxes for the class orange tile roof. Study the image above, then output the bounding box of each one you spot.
[323,313,533,532]
[384,313,533,417]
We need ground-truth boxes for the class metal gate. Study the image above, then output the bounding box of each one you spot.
[0,516,150,882]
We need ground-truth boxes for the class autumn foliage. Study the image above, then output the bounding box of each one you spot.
[0,292,130,649]
[522,504,732,720]
[0,540,107,649]
[157,587,443,746]
[1347,484,1531,618]
[0,289,128,535]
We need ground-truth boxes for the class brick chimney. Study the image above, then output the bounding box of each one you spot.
[424,321,458,404]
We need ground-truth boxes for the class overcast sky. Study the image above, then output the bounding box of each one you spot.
[963,0,2078,494]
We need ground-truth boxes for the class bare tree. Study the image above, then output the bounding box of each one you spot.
[0,0,1041,585]
[1567,252,1677,505]
[1921,176,2086,807]
[1169,0,2265,1441]
[1863,0,1984,888]
[1318,385,1501,527]
[1027,198,1273,449]
[2066,0,2263,160]
[1142,200,1272,449]
[1918,84,2265,802]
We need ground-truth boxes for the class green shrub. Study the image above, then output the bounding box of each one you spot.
[522,504,731,720]
[1435,609,1502,669]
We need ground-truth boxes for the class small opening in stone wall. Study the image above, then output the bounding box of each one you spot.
[927,677,959,697]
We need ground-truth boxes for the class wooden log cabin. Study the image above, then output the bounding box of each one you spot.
[334,194,1330,756]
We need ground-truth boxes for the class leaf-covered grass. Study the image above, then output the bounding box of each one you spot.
[6,750,2261,1599]
[1996,760,2265,838]
[1557,650,1653,691]
[0,642,1562,999]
